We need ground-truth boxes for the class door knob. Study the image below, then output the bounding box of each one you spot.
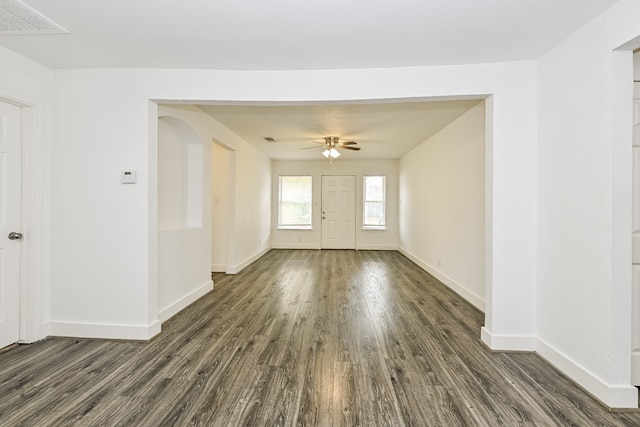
[8,232,23,240]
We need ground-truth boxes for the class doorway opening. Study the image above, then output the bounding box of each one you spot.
[211,140,236,273]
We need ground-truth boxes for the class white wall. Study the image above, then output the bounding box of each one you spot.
[157,108,213,322]
[0,45,51,102]
[399,101,485,311]
[537,0,640,408]
[158,117,193,230]
[48,71,158,339]
[271,159,398,250]
[211,143,230,272]
[158,108,272,279]
[46,69,273,339]
[231,137,271,273]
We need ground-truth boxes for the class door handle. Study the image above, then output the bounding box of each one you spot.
[8,232,23,240]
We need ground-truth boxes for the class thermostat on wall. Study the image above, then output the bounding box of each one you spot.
[121,170,137,184]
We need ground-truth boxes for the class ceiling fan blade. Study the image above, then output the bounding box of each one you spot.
[340,141,357,145]
[341,146,361,151]
[301,146,327,150]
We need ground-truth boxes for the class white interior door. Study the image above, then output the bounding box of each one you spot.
[0,99,22,349]
[632,83,640,384]
[321,175,356,249]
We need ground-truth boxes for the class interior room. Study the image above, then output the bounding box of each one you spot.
[2,0,640,424]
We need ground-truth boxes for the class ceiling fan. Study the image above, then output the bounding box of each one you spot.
[303,136,361,160]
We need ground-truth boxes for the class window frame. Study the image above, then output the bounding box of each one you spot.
[362,175,387,230]
[277,175,313,230]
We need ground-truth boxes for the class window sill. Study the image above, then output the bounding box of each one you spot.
[278,225,313,230]
[362,226,387,231]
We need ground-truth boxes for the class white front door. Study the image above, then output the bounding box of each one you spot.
[321,175,356,249]
[0,99,22,349]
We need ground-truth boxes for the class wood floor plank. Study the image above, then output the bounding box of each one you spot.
[1,249,639,426]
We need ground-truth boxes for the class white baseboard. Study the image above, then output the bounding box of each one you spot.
[227,246,271,274]
[398,247,485,312]
[158,280,213,323]
[356,244,398,250]
[211,264,226,273]
[537,338,638,409]
[271,243,397,251]
[46,319,161,341]
[270,242,321,250]
[480,327,536,351]
[481,330,637,408]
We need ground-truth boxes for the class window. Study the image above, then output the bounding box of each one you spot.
[278,176,312,229]
[363,175,386,228]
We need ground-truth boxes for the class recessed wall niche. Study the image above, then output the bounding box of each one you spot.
[158,116,204,230]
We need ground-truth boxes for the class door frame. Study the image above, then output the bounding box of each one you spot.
[631,72,640,384]
[0,93,44,344]
[611,44,640,396]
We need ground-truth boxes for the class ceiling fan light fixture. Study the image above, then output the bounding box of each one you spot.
[313,136,357,161]
[322,148,340,159]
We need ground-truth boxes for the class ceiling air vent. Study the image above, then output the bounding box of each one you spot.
[264,137,277,143]
[0,0,67,34]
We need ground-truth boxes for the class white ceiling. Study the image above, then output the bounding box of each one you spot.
[0,0,617,160]
[197,99,483,160]
[0,0,617,70]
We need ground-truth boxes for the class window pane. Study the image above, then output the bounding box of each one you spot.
[363,176,386,226]
[365,176,384,201]
[279,176,312,226]
[364,201,385,225]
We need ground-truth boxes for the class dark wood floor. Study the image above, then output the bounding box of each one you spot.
[1,250,640,426]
